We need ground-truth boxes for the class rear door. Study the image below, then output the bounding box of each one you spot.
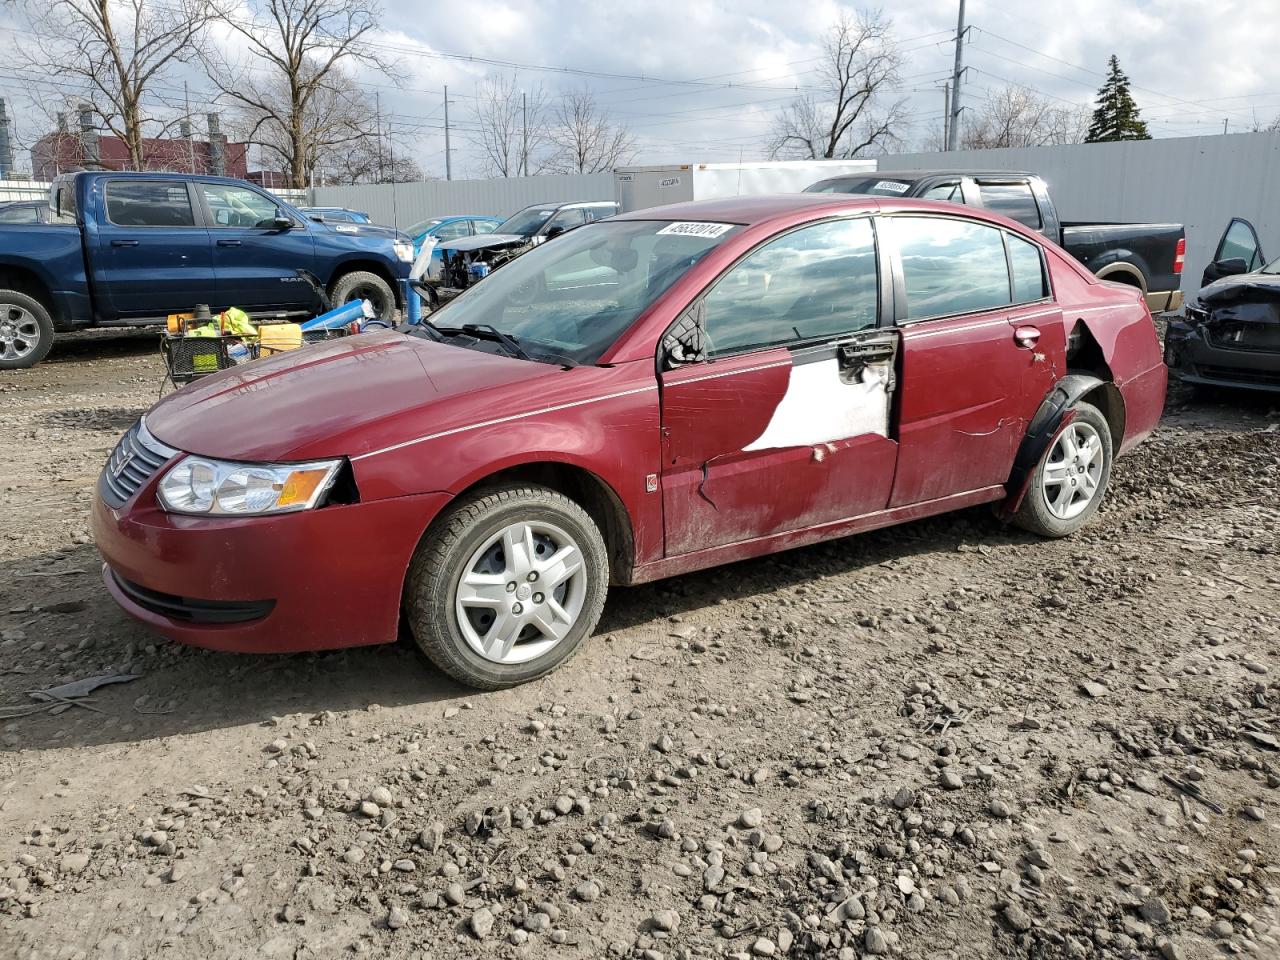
[659,216,899,555]
[1202,218,1265,286]
[197,181,317,311]
[94,179,216,318]
[884,214,1053,506]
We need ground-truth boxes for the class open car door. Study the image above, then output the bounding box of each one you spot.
[1202,218,1265,287]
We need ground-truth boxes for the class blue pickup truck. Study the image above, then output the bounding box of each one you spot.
[0,171,415,368]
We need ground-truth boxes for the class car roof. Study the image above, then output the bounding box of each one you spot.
[813,170,1037,183]
[615,193,878,226]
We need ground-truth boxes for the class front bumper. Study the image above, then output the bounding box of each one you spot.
[93,485,453,653]
[1165,320,1280,393]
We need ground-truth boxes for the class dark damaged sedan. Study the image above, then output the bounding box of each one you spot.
[1166,217,1280,392]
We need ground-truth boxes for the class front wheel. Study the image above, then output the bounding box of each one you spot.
[1014,402,1113,538]
[329,270,396,321]
[404,484,609,689]
[0,291,55,370]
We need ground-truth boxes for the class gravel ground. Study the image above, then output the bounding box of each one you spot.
[0,329,1278,960]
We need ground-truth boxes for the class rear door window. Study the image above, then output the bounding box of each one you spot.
[977,182,1041,229]
[893,216,1012,320]
[1007,233,1050,303]
[105,180,195,227]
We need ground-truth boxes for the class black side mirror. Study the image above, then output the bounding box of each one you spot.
[544,225,565,240]
[661,306,706,369]
[273,212,294,230]
[1201,256,1249,288]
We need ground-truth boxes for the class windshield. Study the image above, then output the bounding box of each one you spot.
[496,205,557,236]
[806,177,915,197]
[1261,257,1280,275]
[409,218,442,236]
[421,219,741,364]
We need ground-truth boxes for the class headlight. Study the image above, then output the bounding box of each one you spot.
[157,456,342,516]
[393,240,415,263]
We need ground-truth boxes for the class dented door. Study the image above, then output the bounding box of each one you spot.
[660,337,899,556]
[656,215,898,557]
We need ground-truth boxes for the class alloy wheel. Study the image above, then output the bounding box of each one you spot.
[0,305,41,362]
[1041,421,1105,521]
[454,520,587,664]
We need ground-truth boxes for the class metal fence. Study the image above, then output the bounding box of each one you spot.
[310,173,617,230]
[880,132,1280,297]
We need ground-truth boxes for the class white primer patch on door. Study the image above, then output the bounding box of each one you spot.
[743,357,890,451]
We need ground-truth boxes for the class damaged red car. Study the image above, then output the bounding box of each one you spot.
[93,194,1167,689]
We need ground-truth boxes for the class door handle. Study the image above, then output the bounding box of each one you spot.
[1014,325,1041,349]
[217,239,242,247]
[110,239,138,247]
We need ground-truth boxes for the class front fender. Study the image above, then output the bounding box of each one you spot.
[1000,374,1111,516]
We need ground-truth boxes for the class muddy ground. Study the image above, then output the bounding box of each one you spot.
[0,329,1277,960]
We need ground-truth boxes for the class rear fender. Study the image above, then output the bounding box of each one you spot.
[1000,374,1112,516]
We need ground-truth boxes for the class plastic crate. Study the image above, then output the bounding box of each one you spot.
[162,335,256,383]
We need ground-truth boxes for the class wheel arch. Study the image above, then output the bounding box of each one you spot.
[409,459,636,587]
[327,258,403,307]
[1094,261,1147,294]
[1001,373,1125,516]
[0,266,57,317]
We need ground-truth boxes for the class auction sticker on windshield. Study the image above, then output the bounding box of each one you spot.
[873,180,911,194]
[656,222,734,238]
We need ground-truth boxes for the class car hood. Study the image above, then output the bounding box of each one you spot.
[439,232,533,252]
[145,330,550,462]
[316,220,406,241]
[1199,271,1280,306]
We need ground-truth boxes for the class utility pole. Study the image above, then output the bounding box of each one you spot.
[522,91,528,177]
[375,92,384,182]
[1223,118,1229,135]
[443,85,452,181]
[946,0,967,151]
[184,81,195,172]
[942,82,951,151]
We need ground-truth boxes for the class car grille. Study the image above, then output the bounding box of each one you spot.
[99,419,179,508]
[110,570,274,624]
[1197,365,1280,388]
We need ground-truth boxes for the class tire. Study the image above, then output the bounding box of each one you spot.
[404,483,609,690]
[329,270,396,322]
[1013,401,1113,538]
[0,290,55,370]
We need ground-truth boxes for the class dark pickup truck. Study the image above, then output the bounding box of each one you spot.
[0,171,414,369]
[806,171,1186,315]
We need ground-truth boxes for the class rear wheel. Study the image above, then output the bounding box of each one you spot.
[404,484,609,689]
[1014,402,1113,538]
[329,270,396,321]
[0,291,54,370]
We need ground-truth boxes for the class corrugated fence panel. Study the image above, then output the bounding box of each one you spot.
[311,173,617,230]
[880,133,1280,297]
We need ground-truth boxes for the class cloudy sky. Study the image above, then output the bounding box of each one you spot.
[2,0,1277,178]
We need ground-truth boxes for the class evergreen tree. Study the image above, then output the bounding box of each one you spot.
[1086,55,1151,142]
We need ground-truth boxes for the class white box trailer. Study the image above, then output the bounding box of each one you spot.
[613,159,878,212]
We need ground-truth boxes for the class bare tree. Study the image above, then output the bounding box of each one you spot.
[16,0,221,169]
[962,85,1090,149]
[321,134,425,184]
[205,0,397,188]
[544,88,636,174]
[768,10,906,159]
[471,74,551,177]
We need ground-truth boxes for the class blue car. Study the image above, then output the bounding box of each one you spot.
[408,215,503,266]
[300,206,373,224]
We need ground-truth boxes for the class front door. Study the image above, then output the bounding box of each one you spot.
[884,214,1055,506]
[197,182,317,311]
[94,179,216,318]
[1202,218,1264,287]
[660,216,899,556]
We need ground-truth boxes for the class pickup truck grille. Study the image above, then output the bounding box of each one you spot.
[99,419,179,508]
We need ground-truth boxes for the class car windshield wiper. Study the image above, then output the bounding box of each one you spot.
[451,323,532,361]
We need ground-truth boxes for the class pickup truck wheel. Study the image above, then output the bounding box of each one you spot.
[1014,402,1113,538]
[405,484,609,690]
[329,271,396,321]
[0,292,54,370]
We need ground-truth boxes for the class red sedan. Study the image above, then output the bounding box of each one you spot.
[93,194,1167,689]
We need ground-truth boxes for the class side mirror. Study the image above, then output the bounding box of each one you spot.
[1214,257,1248,277]
[661,306,706,369]
[273,211,294,230]
[544,225,565,240]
